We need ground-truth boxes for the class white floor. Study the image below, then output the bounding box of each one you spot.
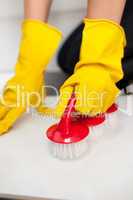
[0,93,133,200]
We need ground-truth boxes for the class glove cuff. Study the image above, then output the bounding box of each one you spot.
[83,18,126,47]
[22,19,63,38]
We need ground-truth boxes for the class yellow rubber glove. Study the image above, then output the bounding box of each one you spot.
[0,20,62,135]
[37,19,126,118]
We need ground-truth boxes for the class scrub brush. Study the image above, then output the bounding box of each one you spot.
[46,93,89,160]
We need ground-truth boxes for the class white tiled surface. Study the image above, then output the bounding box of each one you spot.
[0,94,133,200]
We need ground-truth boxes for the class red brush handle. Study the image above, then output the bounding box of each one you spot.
[57,93,76,137]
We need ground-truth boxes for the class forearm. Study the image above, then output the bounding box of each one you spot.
[87,0,126,23]
[24,0,53,22]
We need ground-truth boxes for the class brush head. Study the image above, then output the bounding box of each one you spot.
[46,121,89,144]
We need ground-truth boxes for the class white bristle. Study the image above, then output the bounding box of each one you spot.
[106,112,118,129]
[48,138,89,160]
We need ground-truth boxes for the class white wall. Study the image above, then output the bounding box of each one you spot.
[0,0,86,73]
[0,0,86,17]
